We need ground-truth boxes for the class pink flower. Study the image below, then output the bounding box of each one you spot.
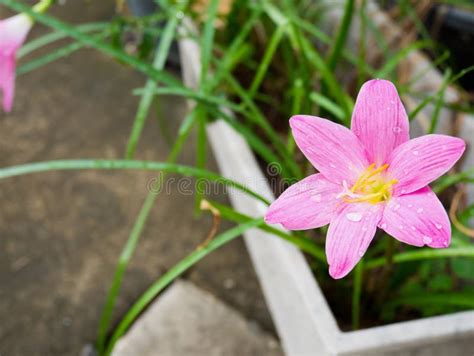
[265,79,466,279]
[0,13,33,112]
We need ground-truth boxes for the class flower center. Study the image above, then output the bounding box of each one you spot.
[338,163,398,204]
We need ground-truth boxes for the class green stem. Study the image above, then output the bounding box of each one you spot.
[352,260,363,330]
[32,0,53,13]
[103,218,264,355]
[375,238,396,305]
[365,247,474,270]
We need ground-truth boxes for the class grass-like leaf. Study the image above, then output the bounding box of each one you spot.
[104,218,265,355]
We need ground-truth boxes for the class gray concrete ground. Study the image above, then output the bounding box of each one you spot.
[113,280,283,356]
[0,1,275,355]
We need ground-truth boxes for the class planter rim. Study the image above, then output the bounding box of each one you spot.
[177,18,474,356]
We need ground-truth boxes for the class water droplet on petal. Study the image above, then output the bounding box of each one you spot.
[399,225,404,230]
[394,204,401,211]
[346,212,362,222]
[423,236,432,244]
[311,194,322,202]
[413,150,419,156]
[435,223,443,230]
[392,126,402,134]
[417,208,424,213]
[381,223,387,229]
[411,226,416,231]
[408,204,413,208]
[443,241,449,247]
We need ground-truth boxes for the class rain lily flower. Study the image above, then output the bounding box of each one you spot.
[0,13,33,112]
[265,79,465,279]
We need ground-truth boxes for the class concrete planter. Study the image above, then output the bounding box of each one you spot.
[178,17,474,356]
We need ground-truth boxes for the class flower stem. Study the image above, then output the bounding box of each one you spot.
[32,0,54,14]
[351,260,363,330]
[375,238,397,305]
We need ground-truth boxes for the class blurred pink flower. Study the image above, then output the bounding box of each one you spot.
[0,13,33,112]
[265,79,466,279]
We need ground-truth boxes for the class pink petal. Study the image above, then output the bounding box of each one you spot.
[380,187,450,248]
[0,53,16,112]
[290,115,369,185]
[387,134,466,195]
[265,174,341,230]
[351,79,409,165]
[0,14,32,112]
[0,14,33,49]
[326,203,383,279]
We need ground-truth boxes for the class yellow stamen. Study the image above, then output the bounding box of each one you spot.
[344,192,384,203]
[342,164,397,204]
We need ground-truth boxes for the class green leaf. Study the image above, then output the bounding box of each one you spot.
[432,168,474,194]
[17,22,108,58]
[208,200,326,262]
[326,0,355,72]
[125,1,189,159]
[1,0,181,88]
[450,259,474,280]
[0,159,270,205]
[17,30,109,76]
[427,274,453,292]
[309,92,347,123]
[97,107,197,353]
[365,247,474,270]
[387,292,474,309]
[248,23,286,99]
[104,218,265,355]
[376,41,433,78]
[428,68,452,134]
